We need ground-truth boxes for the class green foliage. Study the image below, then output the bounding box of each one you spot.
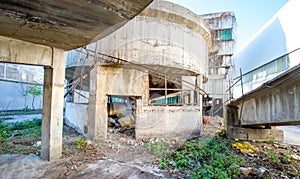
[75,136,88,149]
[0,119,9,139]
[9,119,42,131]
[0,118,42,154]
[282,155,291,162]
[26,85,42,110]
[145,141,173,158]
[267,149,281,163]
[158,136,245,179]
[27,85,42,96]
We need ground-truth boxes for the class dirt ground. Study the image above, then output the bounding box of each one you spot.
[0,125,174,179]
[0,117,300,179]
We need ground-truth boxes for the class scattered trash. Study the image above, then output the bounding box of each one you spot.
[33,141,41,147]
[256,167,267,174]
[239,167,253,177]
[291,154,300,161]
[232,142,259,154]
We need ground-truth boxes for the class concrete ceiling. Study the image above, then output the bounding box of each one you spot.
[0,0,153,50]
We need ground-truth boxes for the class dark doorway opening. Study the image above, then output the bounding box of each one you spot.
[107,95,137,138]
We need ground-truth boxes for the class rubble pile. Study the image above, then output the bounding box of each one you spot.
[107,114,135,137]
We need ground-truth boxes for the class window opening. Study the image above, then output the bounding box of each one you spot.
[149,74,197,106]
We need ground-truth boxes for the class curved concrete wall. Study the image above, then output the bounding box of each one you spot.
[96,0,211,75]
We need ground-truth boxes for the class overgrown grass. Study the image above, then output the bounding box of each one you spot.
[0,109,42,116]
[145,140,174,158]
[0,118,42,155]
[155,134,245,179]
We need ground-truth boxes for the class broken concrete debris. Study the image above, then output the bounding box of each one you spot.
[107,115,135,137]
[118,115,134,128]
[108,117,116,127]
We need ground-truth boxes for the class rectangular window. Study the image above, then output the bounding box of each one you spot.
[149,74,196,106]
[217,29,232,41]
[6,64,18,80]
[277,56,287,72]
[265,61,276,76]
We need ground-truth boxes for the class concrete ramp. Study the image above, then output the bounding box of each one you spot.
[225,64,300,141]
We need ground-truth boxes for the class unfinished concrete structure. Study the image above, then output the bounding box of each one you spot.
[0,0,153,160]
[65,0,211,140]
[226,0,300,141]
[200,12,236,117]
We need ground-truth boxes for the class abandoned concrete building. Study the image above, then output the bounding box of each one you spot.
[200,12,236,117]
[0,0,153,160]
[65,0,211,140]
[226,0,300,141]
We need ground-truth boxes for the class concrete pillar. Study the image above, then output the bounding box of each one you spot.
[41,49,66,161]
[0,36,66,161]
[86,65,107,140]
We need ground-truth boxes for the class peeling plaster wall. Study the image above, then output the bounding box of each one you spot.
[93,66,202,139]
[65,0,209,139]
[98,10,209,75]
[98,66,145,96]
[0,36,52,66]
[136,105,202,139]
[227,66,300,127]
[239,81,300,125]
[68,0,211,76]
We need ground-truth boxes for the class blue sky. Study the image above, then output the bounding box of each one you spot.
[166,0,288,53]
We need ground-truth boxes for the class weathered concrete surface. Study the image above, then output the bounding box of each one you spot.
[0,36,66,160]
[0,0,153,50]
[0,36,52,66]
[67,1,208,140]
[225,65,300,141]
[84,66,203,140]
[41,49,66,161]
[86,66,144,140]
[66,0,211,78]
[228,64,300,126]
[227,126,283,142]
[136,105,202,139]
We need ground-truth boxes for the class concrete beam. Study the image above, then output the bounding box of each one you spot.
[0,36,52,66]
[0,36,66,161]
[0,0,153,50]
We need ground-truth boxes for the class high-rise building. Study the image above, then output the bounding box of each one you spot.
[200,12,236,117]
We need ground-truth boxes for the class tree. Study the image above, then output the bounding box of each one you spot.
[27,85,42,110]
[15,81,30,111]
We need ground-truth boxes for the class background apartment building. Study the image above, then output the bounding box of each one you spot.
[200,12,236,117]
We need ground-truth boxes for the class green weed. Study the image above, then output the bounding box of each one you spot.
[267,149,281,163]
[75,136,88,149]
[145,141,174,158]
[0,118,41,154]
[158,135,245,178]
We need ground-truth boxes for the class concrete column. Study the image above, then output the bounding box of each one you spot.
[86,65,107,140]
[0,36,66,161]
[41,48,66,161]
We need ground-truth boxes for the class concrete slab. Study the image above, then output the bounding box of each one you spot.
[0,0,153,50]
